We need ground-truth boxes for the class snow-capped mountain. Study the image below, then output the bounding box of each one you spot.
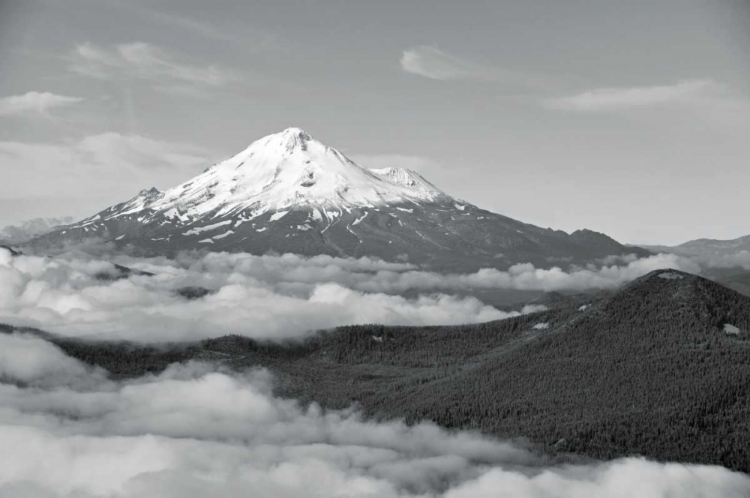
[31,128,648,270]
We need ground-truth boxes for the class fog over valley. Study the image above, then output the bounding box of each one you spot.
[0,246,711,342]
[1,332,749,498]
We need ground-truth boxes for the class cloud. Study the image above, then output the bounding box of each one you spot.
[70,42,237,90]
[443,459,750,498]
[132,5,282,50]
[0,91,83,116]
[0,333,97,386]
[685,251,750,271]
[544,79,724,111]
[0,133,212,214]
[0,342,747,497]
[75,133,211,171]
[400,46,486,81]
[0,249,528,341]
[309,252,699,295]
[0,248,702,342]
[400,46,547,89]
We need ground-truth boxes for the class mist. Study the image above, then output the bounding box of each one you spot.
[0,333,747,498]
[0,247,706,341]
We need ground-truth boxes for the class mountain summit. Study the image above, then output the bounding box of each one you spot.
[88,128,448,225]
[138,127,448,219]
[31,128,648,270]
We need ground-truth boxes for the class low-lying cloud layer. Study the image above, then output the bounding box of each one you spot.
[0,248,701,342]
[0,333,747,498]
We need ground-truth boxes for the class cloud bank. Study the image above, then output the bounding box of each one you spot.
[0,249,523,341]
[701,251,750,270]
[0,333,747,498]
[0,248,701,342]
[0,91,83,116]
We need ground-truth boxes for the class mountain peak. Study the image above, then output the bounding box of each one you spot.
[138,187,162,197]
[38,129,650,269]
[602,267,750,334]
[279,127,311,140]
[268,127,313,151]
[87,128,451,223]
[623,269,700,291]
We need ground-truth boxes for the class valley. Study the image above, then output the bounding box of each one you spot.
[12,269,749,473]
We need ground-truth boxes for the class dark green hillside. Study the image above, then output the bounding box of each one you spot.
[718,270,750,298]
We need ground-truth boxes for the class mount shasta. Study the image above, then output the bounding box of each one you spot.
[31,128,648,270]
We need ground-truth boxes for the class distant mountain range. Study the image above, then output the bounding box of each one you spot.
[0,216,74,244]
[643,234,750,297]
[27,128,648,271]
[11,268,750,472]
[644,234,750,258]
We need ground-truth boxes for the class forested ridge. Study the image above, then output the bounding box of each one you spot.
[3,269,750,471]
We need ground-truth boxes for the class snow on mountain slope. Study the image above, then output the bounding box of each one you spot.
[370,167,444,200]
[86,128,449,226]
[31,128,648,271]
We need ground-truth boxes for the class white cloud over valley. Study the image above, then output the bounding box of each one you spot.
[0,333,746,498]
[0,248,701,342]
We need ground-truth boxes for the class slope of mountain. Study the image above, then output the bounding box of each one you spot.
[717,271,750,298]
[644,234,750,293]
[21,268,750,471]
[29,128,649,270]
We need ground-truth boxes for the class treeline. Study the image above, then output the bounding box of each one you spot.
[54,339,201,378]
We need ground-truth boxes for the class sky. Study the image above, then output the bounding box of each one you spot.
[1,0,749,246]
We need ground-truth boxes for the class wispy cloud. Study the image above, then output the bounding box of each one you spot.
[544,79,724,111]
[0,91,83,117]
[400,45,548,89]
[136,7,282,50]
[70,42,237,89]
[401,46,485,81]
[0,133,212,203]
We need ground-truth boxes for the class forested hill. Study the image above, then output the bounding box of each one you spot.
[3,269,750,471]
